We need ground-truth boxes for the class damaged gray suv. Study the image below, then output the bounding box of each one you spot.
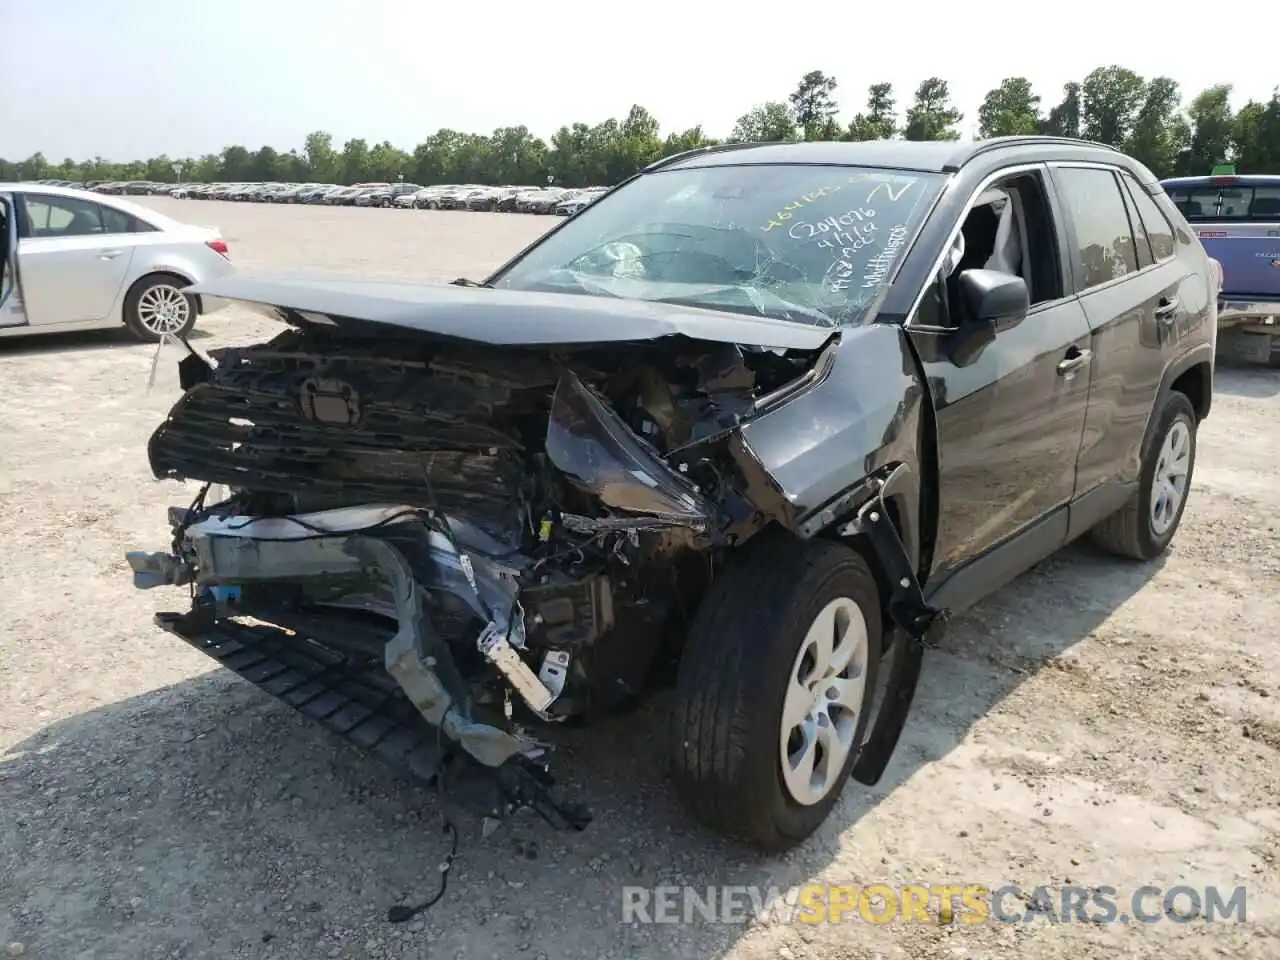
[128,137,1216,851]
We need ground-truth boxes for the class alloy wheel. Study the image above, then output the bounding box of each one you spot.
[136,284,191,336]
[779,597,869,806]
[1151,418,1192,536]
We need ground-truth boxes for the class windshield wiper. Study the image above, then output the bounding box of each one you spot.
[450,277,492,288]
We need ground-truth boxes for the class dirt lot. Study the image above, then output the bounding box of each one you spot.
[0,198,1276,960]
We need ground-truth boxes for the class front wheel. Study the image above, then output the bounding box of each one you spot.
[123,274,197,343]
[1091,391,1197,559]
[669,534,881,851]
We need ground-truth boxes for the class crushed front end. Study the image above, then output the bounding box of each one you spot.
[127,323,823,828]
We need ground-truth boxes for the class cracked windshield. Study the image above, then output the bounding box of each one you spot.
[493,165,944,326]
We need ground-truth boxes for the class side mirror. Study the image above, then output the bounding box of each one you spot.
[958,268,1029,325]
[948,269,1029,367]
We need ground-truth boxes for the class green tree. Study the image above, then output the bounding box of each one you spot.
[487,125,548,184]
[1233,90,1280,173]
[846,83,897,141]
[978,78,1041,138]
[1126,77,1186,178]
[303,131,338,182]
[247,146,281,182]
[663,125,719,156]
[1039,83,1082,137]
[14,68,1277,192]
[1182,84,1235,174]
[790,71,840,140]
[21,153,49,179]
[1080,66,1146,146]
[904,78,961,141]
[730,102,798,143]
[220,145,253,181]
[607,105,664,181]
[339,138,370,183]
[367,141,412,182]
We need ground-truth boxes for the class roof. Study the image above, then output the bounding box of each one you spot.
[651,136,1124,175]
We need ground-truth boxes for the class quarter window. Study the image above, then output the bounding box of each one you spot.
[1121,174,1176,262]
[1053,167,1138,292]
[101,205,141,234]
[1117,179,1153,269]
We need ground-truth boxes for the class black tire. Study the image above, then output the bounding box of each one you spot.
[669,533,882,851]
[122,273,198,343]
[1091,390,1198,560]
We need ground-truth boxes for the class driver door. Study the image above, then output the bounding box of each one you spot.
[910,166,1092,607]
[0,194,27,328]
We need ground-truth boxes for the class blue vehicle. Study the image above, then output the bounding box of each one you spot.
[1160,172,1280,366]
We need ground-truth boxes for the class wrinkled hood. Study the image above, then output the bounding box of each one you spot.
[184,274,838,351]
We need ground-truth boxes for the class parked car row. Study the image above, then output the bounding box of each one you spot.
[21,178,612,215]
[176,181,611,215]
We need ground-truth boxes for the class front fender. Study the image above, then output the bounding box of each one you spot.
[738,323,926,554]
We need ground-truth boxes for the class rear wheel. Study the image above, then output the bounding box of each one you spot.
[123,273,197,343]
[1091,391,1197,559]
[669,534,881,851]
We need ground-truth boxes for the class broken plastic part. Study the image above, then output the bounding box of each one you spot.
[545,370,715,525]
[841,465,944,787]
[344,536,533,768]
[126,550,195,589]
[477,622,556,715]
[537,650,571,699]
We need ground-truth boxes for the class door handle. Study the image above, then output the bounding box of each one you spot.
[97,249,124,259]
[1154,296,1179,321]
[1056,349,1093,377]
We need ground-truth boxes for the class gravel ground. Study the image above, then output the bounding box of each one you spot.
[0,198,1277,960]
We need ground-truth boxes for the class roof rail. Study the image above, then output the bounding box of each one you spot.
[953,135,1121,170]
[643,140,783,173]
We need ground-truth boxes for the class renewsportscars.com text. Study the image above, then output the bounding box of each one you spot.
[620,883,1248,926]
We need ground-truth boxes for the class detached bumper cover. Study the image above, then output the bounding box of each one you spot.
[156,605,591,830]
[158,608,448,776]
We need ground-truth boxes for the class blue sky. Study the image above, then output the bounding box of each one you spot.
[4,0,1276,161]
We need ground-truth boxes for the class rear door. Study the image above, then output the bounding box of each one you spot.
[1047,164,1184,513]
[15,192,138,325]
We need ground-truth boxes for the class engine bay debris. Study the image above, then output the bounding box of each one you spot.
[127,323,829,826]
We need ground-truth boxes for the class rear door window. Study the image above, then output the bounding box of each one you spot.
[1051,166,1139,292]
[21,194,106,238]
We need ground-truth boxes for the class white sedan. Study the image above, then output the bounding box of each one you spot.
[0,184,235,343]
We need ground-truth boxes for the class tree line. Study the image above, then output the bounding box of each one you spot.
[4,66,1278,190]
